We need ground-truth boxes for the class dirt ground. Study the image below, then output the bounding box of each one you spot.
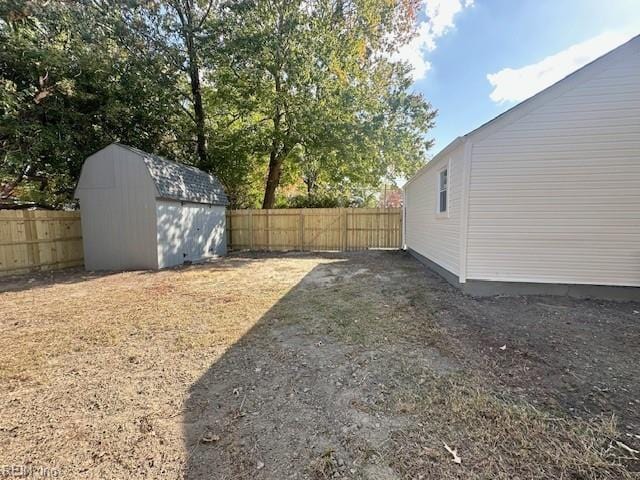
[0,251,638,479]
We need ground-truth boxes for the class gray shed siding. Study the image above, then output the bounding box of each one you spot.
[76,143,228,271]
[156,200,226,268]
[76,144,158,270]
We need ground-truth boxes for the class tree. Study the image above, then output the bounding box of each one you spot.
[121,0,219,168]
[0,0,182,206]
[218,0,434,208]
[1,0,436,209]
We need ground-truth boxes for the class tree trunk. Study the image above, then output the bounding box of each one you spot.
[174,0,208,168]
[262,64,285,209]
[191,67,208,168]
[262,148,283,209]
[187,45,207,168]
[304,171,316,198]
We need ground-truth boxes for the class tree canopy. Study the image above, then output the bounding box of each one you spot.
[0,0,436,209]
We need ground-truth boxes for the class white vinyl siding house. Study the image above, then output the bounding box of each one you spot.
[404,35,640,297]
[405,142,464,276]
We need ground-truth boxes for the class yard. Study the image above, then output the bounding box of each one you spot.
[1,251,639,479]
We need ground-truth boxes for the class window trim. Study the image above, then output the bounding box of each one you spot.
[436,160,450,218]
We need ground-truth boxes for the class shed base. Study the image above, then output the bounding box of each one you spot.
[406,248,640,302]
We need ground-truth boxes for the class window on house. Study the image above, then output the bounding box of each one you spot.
[438,168,448,213]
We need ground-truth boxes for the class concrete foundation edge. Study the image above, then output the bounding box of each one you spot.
[406,248,640,302]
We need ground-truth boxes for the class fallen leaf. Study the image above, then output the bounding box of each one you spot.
[443,442,461,464]
[499,345,507,351]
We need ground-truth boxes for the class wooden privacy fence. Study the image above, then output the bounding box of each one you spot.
[0,210,83,276]
[226,208,402,252]
[0,207,401,275]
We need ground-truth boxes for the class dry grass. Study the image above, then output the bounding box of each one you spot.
[384,372,633,479]
[0,256,333,383]
[0,251,637,479]
[0,254,339,478]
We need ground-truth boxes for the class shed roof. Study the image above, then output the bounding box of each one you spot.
[115,144,228,206]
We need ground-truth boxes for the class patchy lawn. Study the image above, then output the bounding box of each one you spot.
[0,251,638,479]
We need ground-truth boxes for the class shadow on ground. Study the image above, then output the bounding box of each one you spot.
[183,251,456,479]
[182,251,640,479]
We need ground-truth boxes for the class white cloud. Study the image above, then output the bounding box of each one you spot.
[487,31,635,104]
[395,0,474,80]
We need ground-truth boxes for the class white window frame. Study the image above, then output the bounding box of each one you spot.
[436,160,450,218]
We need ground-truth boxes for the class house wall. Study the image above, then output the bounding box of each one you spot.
[75,145,158,270]
[404,143,464,276]
[156,200,226,269]
[465,45,640,287]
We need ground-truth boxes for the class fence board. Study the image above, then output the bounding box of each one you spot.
[227,208,402,252]
[0,210,83,276]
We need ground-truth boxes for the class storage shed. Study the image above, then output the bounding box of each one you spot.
[75,143,228,271]
[403,35,640,300]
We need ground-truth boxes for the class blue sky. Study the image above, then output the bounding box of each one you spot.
[399,0,640,153]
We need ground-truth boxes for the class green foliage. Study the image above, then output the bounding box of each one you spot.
[0,0,183,206]
[1,0,435,209]
[212,0,435,208]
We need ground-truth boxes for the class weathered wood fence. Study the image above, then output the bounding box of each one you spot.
[0,210,83,276]
[226,208,402,251]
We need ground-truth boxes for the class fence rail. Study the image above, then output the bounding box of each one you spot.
[0,210,83,276]
[226,207,402,252]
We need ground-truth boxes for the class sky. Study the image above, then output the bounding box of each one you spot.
[398,0,640,153]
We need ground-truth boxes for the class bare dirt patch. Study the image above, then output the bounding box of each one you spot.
[0,251,638,479]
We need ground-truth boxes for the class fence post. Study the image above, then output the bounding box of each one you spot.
[266,209,270,251]
[24,210,41,268]
[343,208,349,251]
[248,210,254,250]
[299,209,304,251]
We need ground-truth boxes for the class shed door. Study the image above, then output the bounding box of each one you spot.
[156,200,224,268]
[183,203,226,262]
[186,206,206,262]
